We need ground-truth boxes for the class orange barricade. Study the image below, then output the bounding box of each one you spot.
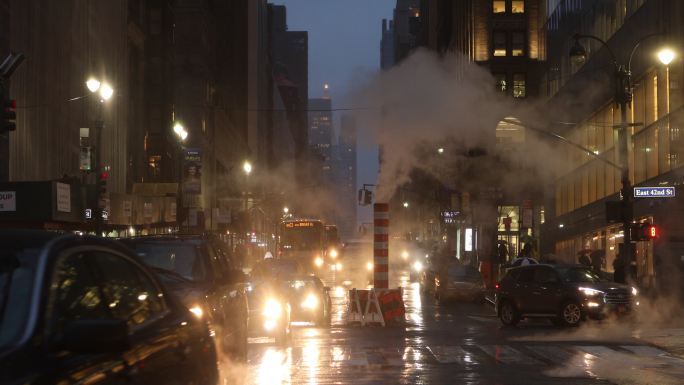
[377,288,405,324]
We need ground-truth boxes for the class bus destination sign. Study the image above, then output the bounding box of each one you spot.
[285,221,315,228]
[633,186,675,198]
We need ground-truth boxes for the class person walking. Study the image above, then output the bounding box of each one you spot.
[578,250,592,267]
[613,255,626,283]
[511,243,538,267]
[590,249,605,275]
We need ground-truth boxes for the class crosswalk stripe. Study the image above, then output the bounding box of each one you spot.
[574,345,616,357]
[620,345,669,357]
[426,345,480,364]
[525,345,576,366]
[478,345,545,365]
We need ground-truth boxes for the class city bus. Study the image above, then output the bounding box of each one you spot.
[278,219,327,272]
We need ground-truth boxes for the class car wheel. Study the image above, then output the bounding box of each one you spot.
[560,301,582,327]
[499,301,520,326]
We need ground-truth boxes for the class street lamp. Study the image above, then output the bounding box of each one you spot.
[283,207,289,214]
[569,33,675,282]
[437,147,445,154]
[403,201,409,208]
[173,122,188,232]
[84,77,114,236]
[243,160,253,175]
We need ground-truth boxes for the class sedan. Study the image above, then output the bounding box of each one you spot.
[288,275,332,326]
[0,230,218,385]
[434,263,486,303]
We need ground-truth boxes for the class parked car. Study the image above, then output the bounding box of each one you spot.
[120,235,249,359]
[434,263,486,302]
[0,230,218,385]
[247,259,299,345]
[287,275,332,326]
[495,264,638,327]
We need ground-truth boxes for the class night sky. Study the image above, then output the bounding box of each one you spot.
[274,0,395,229]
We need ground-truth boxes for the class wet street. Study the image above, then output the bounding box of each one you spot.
[226,254,684,385]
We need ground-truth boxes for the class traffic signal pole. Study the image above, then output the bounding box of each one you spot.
[617,65,634,283]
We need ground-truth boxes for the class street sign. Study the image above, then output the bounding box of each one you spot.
[633,186,675,198]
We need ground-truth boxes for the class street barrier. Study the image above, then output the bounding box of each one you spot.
[378,288,405,323]
[374,203,389,289]
[345,288,405,326]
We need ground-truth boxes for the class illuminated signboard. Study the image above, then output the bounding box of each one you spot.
[285,221,316,228]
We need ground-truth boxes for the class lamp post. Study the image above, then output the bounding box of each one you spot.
[243,160,252,211]
[85,77,114,236]
[173,122,188,231]
[569,33,675,282]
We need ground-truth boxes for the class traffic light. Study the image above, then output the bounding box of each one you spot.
[358,188,373,206]
[631,222,658,241]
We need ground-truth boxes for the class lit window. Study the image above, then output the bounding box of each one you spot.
[512,32,525,56]
[512,0,524,13]
[493,32,507,56]
[513,73,526,98]
[494,73,507,92]
[493,0,506,13]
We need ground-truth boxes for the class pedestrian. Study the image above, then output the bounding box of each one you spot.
[510,243,538,267]
[590,249,605,275]
[613,255,626,283]
[578,250,591,267]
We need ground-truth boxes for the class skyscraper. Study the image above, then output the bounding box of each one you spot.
[308,86,334,185]
[337,115,358,239]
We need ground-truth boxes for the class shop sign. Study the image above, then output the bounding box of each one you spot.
[56,183,71,213]
[0,191,16,211]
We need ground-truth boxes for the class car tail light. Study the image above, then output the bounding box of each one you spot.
[495,282,500,290]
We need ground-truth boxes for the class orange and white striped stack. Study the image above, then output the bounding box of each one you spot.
[373,203,389,289]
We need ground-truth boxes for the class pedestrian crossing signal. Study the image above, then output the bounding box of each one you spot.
[631,222,657,241]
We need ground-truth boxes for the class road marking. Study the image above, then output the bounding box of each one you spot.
[426,345,480,365]
[467,315,499,324]
[525,345,576,366]
[620,345,669,357]
[478,345,545,365]
[574,345,616,357]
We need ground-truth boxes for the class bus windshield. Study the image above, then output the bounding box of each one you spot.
[280,221,324,251]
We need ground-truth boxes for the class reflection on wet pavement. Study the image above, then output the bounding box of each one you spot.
[231,256,684,385]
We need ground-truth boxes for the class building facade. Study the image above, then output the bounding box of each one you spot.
[540,0,684,291]
[336,115,358,239]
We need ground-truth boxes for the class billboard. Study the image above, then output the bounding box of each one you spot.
[183,148,202,194]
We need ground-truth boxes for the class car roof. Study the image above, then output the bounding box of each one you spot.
[122,235,205,244]
[0,229,63,252]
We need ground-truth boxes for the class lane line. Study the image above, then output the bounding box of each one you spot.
[478,345,545,365]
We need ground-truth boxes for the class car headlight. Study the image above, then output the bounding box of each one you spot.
[314,257,324,267]
[413,261,423,272]
[330,249,338,259]
[631,286,638,296]
[301,293,318,309]
[189,305,204,319]
[578,287,604,296]
[262,299,282,320]
[366,262,373,271]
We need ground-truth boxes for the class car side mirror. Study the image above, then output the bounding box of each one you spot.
[56,319,129,354]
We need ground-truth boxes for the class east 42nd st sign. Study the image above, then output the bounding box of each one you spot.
[633,186,676,198]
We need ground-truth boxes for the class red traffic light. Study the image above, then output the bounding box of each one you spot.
[99,171,108,180]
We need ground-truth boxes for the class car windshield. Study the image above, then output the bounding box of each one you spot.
[128,242,207,282]
[559,267,602,283]
[0,249,39,351]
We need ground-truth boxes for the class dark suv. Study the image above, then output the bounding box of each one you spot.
[121,235,249,359]
[495,264,638,327]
